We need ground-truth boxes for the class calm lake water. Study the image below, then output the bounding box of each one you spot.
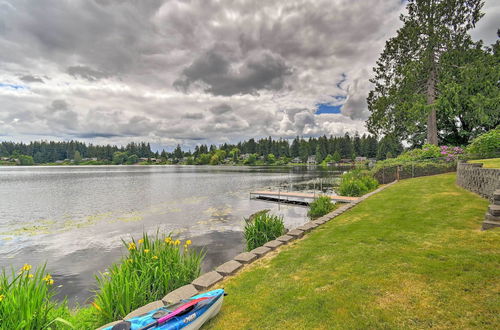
[0,165,341,306]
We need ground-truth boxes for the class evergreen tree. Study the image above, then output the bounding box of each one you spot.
[376,135,403,160]
[290,137,300,158]
[367,0,484,145]
[437,31,500,144]
[299,139,309,163]
[332,151,341,162]
[339,133,353,158]
[353,133,362,157]
[174,145,183,160]
[73,151,82,164]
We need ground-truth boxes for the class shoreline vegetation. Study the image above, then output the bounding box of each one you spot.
[1,131,498,328]
[0,134,388,167]
[2,128,497,168]
[0,233,204,329]
[206,173,500,329]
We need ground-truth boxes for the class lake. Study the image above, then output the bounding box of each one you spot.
[0,165,341,306]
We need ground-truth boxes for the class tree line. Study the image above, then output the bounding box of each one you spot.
[0,133,404,165]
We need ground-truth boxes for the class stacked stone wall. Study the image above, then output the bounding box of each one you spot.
[456,162,500,200]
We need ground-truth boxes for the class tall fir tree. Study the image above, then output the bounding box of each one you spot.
[367,0,484,145]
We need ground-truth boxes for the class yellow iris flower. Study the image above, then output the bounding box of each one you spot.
[20,264,32,272]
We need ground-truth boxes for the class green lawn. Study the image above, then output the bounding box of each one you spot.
[470,158,500,168]
[207,173,500,329]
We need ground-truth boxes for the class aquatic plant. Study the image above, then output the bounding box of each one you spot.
[307,196,336,219]
[338,170,379,197]
[92,232,204,325]
[0,264,71,329]
[244,210,285,251]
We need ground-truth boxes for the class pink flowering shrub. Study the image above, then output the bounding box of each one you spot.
[439,145,463,162]
[389,144,462,163]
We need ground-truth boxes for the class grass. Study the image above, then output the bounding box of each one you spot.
[244,211,285,251]
[470,158,500,168]
[207,173,500,329]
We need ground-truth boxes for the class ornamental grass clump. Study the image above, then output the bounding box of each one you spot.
[244,210,285,251]
[308,196,336,219]
[338,170,379,197]
[92,232,204,325]
[0,264,71,329]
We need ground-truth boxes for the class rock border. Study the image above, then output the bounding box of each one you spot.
[98,181,397,328]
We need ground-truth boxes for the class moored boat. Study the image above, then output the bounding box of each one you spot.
[104,289,225,330]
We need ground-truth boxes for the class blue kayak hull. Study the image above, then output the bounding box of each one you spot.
[103,289,224,330]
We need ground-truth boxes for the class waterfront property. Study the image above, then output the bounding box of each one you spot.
[206,173,500,329]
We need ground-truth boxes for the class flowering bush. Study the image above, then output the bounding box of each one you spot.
[439,145,463,162]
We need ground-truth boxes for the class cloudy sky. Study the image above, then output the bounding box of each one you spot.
[0,0,498,150]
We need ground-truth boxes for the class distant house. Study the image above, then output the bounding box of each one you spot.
[240,153,251,160]
[150,158,157,162]
[155,158,163,163]
[307,156,316,165]
[291,157,301,163]
[0,157,10,161]
[139,157,149,162]
[355,156,367,162]
[55,160,65,164]
[340,158,353,164]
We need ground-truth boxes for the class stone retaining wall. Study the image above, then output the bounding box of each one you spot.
[98,181,398,329]
[456,162,500,200]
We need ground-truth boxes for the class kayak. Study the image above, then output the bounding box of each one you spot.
[105,289,225,330]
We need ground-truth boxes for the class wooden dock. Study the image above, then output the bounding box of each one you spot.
[250,190,359,205]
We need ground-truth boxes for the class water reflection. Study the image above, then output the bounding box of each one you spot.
[0,165,339,306]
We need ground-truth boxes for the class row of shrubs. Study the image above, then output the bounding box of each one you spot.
[0,233,204,329]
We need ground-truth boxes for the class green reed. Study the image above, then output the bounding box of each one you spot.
[244,211,285,251]
[92,232,204,325]
[0,264,71,329]
[307,195,337,219]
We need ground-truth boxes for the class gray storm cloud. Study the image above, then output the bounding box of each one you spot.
[67,66,110,81]
[20,75,44,83]
[174,47,292,96]
[0,0,498,148]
